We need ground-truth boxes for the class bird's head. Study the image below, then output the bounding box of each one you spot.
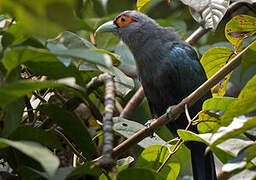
[95,10,158,49]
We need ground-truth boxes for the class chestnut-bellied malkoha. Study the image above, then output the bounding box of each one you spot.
[96,10,216,180]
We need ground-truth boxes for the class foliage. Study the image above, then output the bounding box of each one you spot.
[0,0,255,179]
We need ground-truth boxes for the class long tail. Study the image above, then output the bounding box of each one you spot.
[188,141,217,180]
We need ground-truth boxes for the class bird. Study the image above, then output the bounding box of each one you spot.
[96,10,216,180]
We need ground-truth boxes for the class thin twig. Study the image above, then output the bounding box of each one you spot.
[53,129,87,162]
[157,104,193,173]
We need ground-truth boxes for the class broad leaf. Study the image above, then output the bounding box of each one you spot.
[181,0,230,30]
[2,98,25,137]
[0,80,69,107]
[200,47,235,96]
[9,126,62,150]
[136,145,190,179]
[113,117,166,149]
[0,138,59,177]
[210,116,256,146]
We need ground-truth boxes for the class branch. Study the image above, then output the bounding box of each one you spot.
[118,0,254,120]
[99,73,116,169]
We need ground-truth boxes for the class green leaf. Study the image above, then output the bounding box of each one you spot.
[117,167,165,180]
[177,130,234,163]
[225,15,256,51]
[202,97,236,111]
[2,47,108,74]
[221,75,256,126]
[39,104,97,160]
[0,138,59,177]
[198,97,236,133]
[137,0,151,11]
[241,40,256,75]
[9,126,62,150]
[136,145,185,179]
[0,0,90,38]
[2,98,25,137]
[113,117,166,149]
[1,23,28,48]
[200,47,234,96]
[0,80,67,107]
[210,116,256,146]
[229,167,256,180]
[222,143,256,172]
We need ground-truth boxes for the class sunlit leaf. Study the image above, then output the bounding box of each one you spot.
[222,143,256,172]
[200,47,235,96]
[225,15,256,51]
[136,145,190,179]
[137,0,151,11]
[210,116,256,146]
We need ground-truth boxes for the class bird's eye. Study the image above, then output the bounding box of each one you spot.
[115,15,136,28]
[121,17,126,22]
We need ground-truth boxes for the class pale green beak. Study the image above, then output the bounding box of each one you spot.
[95,21,117,35]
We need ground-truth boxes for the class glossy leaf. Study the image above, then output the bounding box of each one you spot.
[0,138,59,177]
[222,143,256,172]
[210,116,256,146]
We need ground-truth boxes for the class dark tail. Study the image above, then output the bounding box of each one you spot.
[187,141,217,180]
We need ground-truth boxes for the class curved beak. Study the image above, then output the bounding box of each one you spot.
[95,21,117,35]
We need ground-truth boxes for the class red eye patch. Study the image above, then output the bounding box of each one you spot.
[115,15,136,28]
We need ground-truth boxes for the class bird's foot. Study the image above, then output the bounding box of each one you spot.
[166,105,179,122]
[145,119,155,138]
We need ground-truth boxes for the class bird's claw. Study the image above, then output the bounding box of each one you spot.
[145,120,155,138]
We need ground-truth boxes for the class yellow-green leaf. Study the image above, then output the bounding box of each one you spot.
[200,47,235,96]
[225,15,256,51]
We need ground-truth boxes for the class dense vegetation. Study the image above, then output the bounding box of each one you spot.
[0,0,256,179]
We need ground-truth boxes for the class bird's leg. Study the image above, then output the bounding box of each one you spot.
[166,105,179,122]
